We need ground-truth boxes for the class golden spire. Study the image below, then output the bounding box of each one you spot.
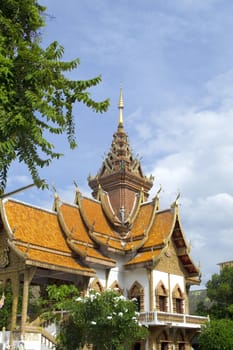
[118,87,124,126]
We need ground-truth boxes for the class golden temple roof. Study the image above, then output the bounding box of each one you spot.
[0,91,200,282]
[0,192,199,278]
[0,199,94,276]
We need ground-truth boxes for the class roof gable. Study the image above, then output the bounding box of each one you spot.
[0,199,94,276]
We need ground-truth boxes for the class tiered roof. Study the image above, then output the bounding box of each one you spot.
[0,199,94,276]
[0,90,200,285]
[88,88,153,222]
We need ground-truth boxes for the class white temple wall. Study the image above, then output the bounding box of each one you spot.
[106,256,128,289]
[170,274,184,292]
[153,270,185,313]
[124,268,150,310]
[92,267,106,289]
[93,263,186,314]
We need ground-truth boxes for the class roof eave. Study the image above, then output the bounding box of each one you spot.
[25,260,95,277]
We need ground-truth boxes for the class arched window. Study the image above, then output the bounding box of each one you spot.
[155,281,168,312]
[172,284,184,314]
[128,281,144,312]
[157,330,169,350]
[109,280,123,294]
[89,278,104,292]
[175,330,186,350]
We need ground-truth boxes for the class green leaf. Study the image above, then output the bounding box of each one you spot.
[0,0,109,190]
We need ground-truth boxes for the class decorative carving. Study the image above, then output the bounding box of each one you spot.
[0,245,9,268]
[165,249,171,258]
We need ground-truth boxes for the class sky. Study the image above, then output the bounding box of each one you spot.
[7,0,233,288]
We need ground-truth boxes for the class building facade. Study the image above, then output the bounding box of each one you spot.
[218,260,233,271]
[0,90,207,350]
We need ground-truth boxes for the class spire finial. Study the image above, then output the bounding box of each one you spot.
[118,87,124,126]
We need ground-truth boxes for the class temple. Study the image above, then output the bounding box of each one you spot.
[0,90,207,350]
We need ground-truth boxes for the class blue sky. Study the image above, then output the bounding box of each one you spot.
[7,0,233,288]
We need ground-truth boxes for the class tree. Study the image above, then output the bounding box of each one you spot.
[194,267,233,349]
[46,288,148,350]
[199,319,233,350]
[0,282,14,329]
[205,266,233,319]
[0,282,24,329]
[38,283,80,322]
[0,0,109,191]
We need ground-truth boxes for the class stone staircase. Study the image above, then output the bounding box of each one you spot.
[0,318,57,350]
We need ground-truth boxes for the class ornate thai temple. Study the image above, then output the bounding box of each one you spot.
[0,90,207,349]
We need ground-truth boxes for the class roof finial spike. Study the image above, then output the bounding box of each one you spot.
[118,87,124,126]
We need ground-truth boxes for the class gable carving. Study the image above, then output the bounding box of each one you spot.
[0,236,9,268]
[155,239,186,276]
[129,281,144,296]
[172,284,183,299]
[109,280,123,294]
[89,278,104,292]
[155,281,167,296]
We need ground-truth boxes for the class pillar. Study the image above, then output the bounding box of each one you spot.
[21,267,36,338]
[9,273,20,349]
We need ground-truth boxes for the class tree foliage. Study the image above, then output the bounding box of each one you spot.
[0,282,13,329]
[0,0,109,191]
[206,266,233,319]
[0,282,24,329]
[195,267,233,349]
[45,287,148,350]
[38,283,80,322]
[199,319,233,350]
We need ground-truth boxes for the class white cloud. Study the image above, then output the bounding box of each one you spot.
[204,69,233,110]
[7,175,32,187]
[126,68,233,287]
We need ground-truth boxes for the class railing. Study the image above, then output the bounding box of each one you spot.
[138,311,208,328]
[26,326,56,348]
[0,326,56,350]
[25,324,57,349]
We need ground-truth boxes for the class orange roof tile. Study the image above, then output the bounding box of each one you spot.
[59,203,93,243]
[59,202,117,263]
[144,210,174,248]
[104,237,147,252]
[96,237,129,251]
[4,200,70,253]
[70,242,115,264]
[81,197,117,237]
[16,244,94,275]
[130,203,154,238]
[125,248,161,266]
